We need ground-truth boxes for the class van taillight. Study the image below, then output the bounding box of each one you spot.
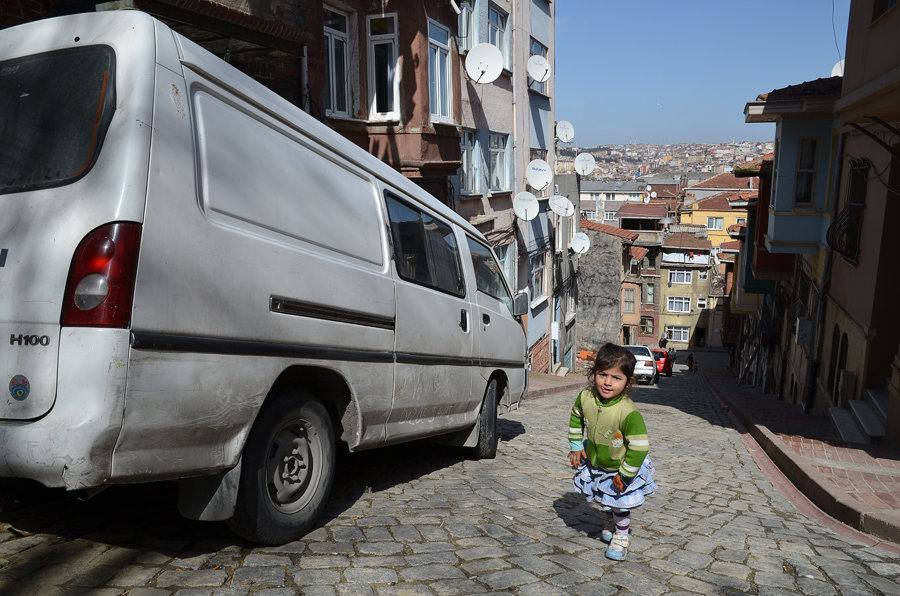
[61,223,142,328]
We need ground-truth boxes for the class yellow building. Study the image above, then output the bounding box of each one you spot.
[680,191,753,249]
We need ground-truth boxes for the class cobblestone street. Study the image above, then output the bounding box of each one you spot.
[1,352,899,595]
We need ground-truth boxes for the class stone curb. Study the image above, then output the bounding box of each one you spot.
[703,371,900,546]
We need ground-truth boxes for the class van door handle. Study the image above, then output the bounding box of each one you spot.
[460,309,468,332]
[482,313,491,326]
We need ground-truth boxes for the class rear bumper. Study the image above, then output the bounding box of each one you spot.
[0,328,129,490]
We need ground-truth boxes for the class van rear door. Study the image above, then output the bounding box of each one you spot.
[0,12,154,421]
[0,44,120,420]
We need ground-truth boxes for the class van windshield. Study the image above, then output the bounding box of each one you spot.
[0,45,116,195]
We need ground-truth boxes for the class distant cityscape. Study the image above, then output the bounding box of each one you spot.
[557,141,776,180]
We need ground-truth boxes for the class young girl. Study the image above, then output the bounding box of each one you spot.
[567,342,657,561]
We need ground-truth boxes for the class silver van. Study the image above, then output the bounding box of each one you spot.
[0,11,528,544]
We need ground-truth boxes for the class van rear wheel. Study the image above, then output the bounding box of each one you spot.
[471,379,499,459]
[228,392,335,545]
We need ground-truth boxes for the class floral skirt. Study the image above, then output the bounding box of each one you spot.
[572,457,657,511]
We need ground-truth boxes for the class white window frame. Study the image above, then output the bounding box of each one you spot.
[324,7,351,117]
[488,5,509,68]
[529,252,547,305]
[460,128,477,194]
[604,210,617,221]
[428,19,452,122]
[736,217,747,224]
[367,14,399,121]
[644,283,655,304]
[529,37,548,95]
[489,133,509,191]
[582,210,597,221]
[669,269,692,284]
[666,325,690,342]
[699,270,709,280]
[707,216,724,230]
[667,296,691,313]
[697,297,708,309]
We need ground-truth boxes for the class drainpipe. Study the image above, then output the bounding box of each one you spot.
[802,132,844,413]
[300,46,309,114]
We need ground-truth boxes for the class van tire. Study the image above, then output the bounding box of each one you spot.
[228,392,335,545]
[471,380,499,459]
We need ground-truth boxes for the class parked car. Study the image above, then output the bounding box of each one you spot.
[651,349,674,377]
[623,345,658,385]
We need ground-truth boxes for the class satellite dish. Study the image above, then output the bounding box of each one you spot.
[650,191,658,199]
[645,185,652,192]
[525,159,552,190]
[527,54,551,83]
[512,191,539,221]
[643,195,650,204]
[465,43,504,84]
[569,232,591,254]
[573,153,596,176]
[549,194,575,217]
[831,59,845,77]
[556,120,575,143]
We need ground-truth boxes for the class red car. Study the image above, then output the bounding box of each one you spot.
[651,349,674,377]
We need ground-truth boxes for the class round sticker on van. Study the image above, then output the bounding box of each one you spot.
[9,375,29,401]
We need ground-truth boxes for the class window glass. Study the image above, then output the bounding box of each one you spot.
[428,20,451,121]
[623,288,635,313]
[794,137,817,204]
[368,15,397,118]
[324,9,350,116]
[488,6,508,66]
[0,45,116,194]
[640,317,654,334]
[467,238,513,314]
[460,129,477,192]
[645,283,655,304]
[386,194,465,296]
[529,252,545,299]
[666,326,690,342]
[668,269,692,284]
[458,3,473,51]
[489,133,508,190]
[707,217,723,230]
[667,296,690,312]
[529,38,548,94]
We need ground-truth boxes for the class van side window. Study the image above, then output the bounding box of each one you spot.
[0,46,116,194]
[466,237,513,315]
[386,194,465,297]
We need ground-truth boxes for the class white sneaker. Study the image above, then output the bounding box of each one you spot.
[605,533,630,561]
[600,529,613,543]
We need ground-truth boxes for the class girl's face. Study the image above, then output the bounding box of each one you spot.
[594,365,630,400]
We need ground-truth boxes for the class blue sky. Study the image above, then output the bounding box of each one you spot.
[555,0,851,146]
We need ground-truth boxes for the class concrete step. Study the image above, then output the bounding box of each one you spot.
[866,387,890,422]
[554,366,570,377]
[849,399,886,440]
[828,406,870,444]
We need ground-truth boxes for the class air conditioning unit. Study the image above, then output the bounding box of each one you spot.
[794,317,812,347]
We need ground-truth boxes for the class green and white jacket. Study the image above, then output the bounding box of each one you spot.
[568,388,649,478]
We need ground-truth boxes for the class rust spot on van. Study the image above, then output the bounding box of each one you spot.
[171,83,185,119]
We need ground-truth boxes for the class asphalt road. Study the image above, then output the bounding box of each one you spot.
[1,353,899,595]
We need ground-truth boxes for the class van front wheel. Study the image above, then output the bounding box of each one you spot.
[471,379,499,459]
[228,392,335,545]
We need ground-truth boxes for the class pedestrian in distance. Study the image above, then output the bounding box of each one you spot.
[686,353,694,372]
[567,342,658,561]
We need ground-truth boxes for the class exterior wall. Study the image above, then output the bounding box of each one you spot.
[621,281,641,344]
[659,263,713,348]
[0,0,51,28]
[681,208,748,249]
[575,232,624,351]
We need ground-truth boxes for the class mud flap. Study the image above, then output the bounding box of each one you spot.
[177,459,241,521]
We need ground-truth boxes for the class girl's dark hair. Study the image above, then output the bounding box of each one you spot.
[586,343,637,382]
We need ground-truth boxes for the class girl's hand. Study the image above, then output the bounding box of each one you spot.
[612,474,631,492]
[568,450,586,468]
